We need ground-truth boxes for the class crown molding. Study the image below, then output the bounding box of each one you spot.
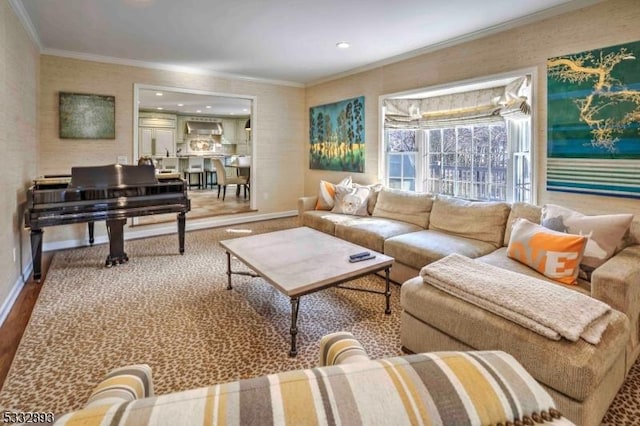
[8,0,43,50]
[307,0,605,87]
[12,0,603,88]
[41,48,305,88]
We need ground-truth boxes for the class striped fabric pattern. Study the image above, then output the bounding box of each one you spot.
[55,351,570,425]
[318,331,370,366]
[547,158,640,199]
[84,364,154,409]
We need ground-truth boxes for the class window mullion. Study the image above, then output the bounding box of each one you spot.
[487,126,498,198]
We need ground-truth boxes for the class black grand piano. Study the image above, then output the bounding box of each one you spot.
[24,164,191,281]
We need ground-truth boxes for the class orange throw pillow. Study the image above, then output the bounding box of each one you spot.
[507,218,587,285]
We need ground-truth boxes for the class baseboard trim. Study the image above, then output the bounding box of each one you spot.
[41,210,298,252]
[0,263,34,327]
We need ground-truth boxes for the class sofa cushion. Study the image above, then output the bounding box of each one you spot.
[507,218,587,285]
[372,188,433,228]
[334,217,422,253]
[504,202,542,246]
[300,210,354,235]
[429,196,510,248]
[401,276,630,402]
[384,230,497,270]
[477,248,591,294]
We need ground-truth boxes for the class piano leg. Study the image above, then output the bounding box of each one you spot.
[30,228,43,282]
[178,212,186,254]
[105,218,128,267]
[88,221,95,245]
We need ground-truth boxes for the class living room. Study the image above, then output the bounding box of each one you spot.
[2,0,640,424]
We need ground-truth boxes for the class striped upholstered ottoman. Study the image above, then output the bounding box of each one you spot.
[55,332,571,425]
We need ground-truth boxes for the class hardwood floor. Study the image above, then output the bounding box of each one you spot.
[0,253,52,389]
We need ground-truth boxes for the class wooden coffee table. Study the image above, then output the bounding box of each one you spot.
[219,226,394,356]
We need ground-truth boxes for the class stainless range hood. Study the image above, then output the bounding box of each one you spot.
[186,121,223,136]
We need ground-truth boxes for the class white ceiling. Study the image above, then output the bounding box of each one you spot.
[138,88,252,116]
[13,0,597,86]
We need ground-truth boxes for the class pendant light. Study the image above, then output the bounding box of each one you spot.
[244,118,251,131]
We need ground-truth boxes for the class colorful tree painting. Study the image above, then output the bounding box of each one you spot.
[309,96,365,172]
[547,41,640,199]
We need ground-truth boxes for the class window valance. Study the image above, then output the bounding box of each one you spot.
[384,76,531,129]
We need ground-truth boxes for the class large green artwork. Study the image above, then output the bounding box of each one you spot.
[547,40,640,199]
[309,96,364,172]
[59,92,116,139]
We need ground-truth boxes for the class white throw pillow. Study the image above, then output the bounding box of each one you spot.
[541,204,633,272]
[353,183,383,215]
[331,185,371,216]
[315,176,352,210]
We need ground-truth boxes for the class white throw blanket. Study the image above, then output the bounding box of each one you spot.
[419,254,612,344]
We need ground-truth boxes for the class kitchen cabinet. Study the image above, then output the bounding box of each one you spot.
[221,119,236,144]
[138,114,177,156]
[139,128,153,156]
[139,127,176,156]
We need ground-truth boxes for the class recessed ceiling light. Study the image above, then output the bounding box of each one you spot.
[336,41,350,49]
[230,112,235,115]
[243,108,248,112]
[196,110,201,113]
[177,103,184,107]
[206,105,212,109]
[155,92,163,96]
[157,107,163,110]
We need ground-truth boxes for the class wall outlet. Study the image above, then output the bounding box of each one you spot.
[13,248,16,263]
[116,155,128,164]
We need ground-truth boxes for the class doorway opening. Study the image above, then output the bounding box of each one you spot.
[133,84,256,224]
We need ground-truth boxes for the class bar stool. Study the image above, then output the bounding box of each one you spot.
[183,157,205,189]
[159,157,180,174]
[203,158,217,189]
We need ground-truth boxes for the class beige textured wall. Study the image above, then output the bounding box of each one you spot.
[0,2,39,305]
[305,0,640,221]
[39,56,305,243]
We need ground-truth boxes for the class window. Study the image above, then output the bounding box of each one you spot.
[425,124,508,201]
[386,129,417,191]
[382,74,533,203]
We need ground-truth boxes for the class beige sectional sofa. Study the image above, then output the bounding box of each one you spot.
[298,187,640,426]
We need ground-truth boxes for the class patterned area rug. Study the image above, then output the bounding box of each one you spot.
[0,218,402,414]
[0,217,638,424]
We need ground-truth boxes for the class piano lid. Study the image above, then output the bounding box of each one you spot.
[69,164,158,189]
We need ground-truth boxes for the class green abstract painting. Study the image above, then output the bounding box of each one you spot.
[59,92,115,139]
[547,40,640,199]
[309,96,364,172]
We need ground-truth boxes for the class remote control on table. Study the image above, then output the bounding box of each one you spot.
[349,251,370,260]
[349,254,376,263]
